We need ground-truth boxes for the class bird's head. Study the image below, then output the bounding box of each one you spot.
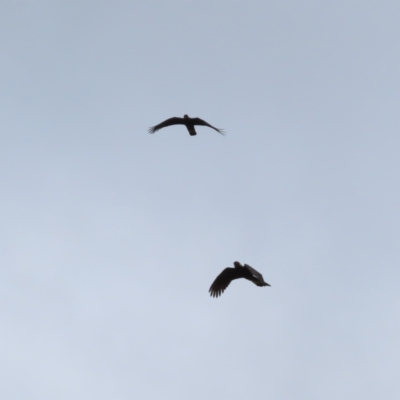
[183,114,189,119]
[233,261,243,268]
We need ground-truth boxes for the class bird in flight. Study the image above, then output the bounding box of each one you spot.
[148,114,225,136]
[209,261,270,298]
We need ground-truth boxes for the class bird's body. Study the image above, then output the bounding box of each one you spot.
[148,114,225,136]
[209,261,270,298]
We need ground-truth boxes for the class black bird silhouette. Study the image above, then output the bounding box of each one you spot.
[209,261,270,298]
[148,114,225,136]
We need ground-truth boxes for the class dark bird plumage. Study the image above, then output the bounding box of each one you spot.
[148,114,225,136]
[209,261,270,298]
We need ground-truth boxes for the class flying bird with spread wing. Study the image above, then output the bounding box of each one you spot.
[148,114,225,136]
[209,261,271,298]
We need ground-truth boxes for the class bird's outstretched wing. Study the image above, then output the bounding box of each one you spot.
[191,118,225,135]
[209,267,239,298]
[244,264,270,287]
[148,117,186,134]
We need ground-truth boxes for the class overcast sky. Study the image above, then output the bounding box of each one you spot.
[1,1,400,399]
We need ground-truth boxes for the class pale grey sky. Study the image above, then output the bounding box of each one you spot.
[1,1,400,399]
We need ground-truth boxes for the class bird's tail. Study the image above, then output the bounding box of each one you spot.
[187,126,197,136]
